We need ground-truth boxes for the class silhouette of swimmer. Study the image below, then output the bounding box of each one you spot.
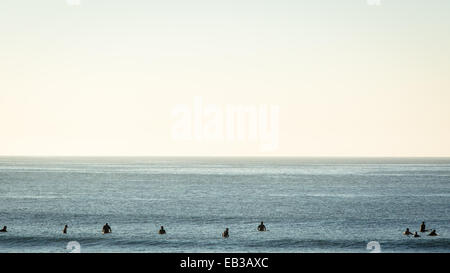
[63,225,68,234]
[222,228,229,238]
[413,232,420,238]
[428,230,438,236]
[257,222,266,232]
[0,226,6,232]
[420,222,427,232]
[158,226,166,235]
[403,228,413,235]
[102,223,112,234]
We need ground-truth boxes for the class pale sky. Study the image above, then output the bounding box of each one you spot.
[1,0,449,156]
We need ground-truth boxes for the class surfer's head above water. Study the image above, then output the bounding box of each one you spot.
[102,223,112,233]
[0,226,6,232]
[428,230,438,236]
[222,228,229,238]
[420,222,426,231]
[159,226,166,234]
[258,222,266,231]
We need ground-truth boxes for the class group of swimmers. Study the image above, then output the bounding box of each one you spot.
[101,224,165,235]
[73,222,265,237]
[222,222,267,238]
[403,222,439,238]
[0,222,267,238]
[1,221,441,238]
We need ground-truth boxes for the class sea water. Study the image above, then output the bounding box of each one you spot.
[0,157,448,253]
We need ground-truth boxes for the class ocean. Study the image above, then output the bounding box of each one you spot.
[0,157,449,253]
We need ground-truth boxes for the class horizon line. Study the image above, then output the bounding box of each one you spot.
[1,155,450,158]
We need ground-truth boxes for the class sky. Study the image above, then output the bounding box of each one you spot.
[0,0,449,156]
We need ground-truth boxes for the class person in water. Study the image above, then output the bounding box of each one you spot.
[63,225,68,234]
[222,228,229,238]
[158,226,166,235]
[257,222,267,232]
[420,221,426,232]
[413,232,420,238]
[102,223,112,234]
[428,230,438,236]
[0,226,7,232]
[403,228,413,235]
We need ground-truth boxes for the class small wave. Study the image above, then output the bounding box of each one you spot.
[243,238,366,249]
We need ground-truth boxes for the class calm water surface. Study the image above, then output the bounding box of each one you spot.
[0,157,449,253]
